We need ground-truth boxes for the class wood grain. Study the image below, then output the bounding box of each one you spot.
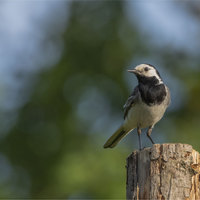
[126,143,200,200]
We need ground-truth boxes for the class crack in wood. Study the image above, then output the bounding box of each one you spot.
[126,144,200,200]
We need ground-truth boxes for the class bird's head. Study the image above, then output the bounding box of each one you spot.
[128,64,163,85]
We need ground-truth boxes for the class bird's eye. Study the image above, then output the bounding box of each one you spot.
[144,67,149,72]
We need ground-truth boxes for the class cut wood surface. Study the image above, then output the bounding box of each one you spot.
[126,143,200,200]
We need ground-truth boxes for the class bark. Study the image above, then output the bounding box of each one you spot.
[126,143,200,200]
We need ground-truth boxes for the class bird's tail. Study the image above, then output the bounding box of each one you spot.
[103,125,132,148]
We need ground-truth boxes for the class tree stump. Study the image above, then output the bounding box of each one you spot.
[126,143,200,200]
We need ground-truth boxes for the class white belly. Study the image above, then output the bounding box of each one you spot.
[124,102,167,130]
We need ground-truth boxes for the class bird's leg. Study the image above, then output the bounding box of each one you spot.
[137,127,142,150]
[147,125,155,144]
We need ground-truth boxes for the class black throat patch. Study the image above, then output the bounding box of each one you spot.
[138,76,166,106]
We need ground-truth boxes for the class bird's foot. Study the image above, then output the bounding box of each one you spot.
[139,146,146,151]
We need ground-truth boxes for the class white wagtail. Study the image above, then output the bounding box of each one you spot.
[104,64,170,150]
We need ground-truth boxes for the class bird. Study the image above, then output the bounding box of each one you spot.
[103,63,170,150]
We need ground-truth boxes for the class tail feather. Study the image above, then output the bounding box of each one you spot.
[103,125,132,148]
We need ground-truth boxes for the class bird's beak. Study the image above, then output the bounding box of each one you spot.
[127,69,138,75]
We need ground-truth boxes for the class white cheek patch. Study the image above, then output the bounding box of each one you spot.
[135,64,163,84]
[148,69,163,84]
[148,69,157,77]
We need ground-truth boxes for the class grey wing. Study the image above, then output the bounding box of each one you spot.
[123,86,140,119]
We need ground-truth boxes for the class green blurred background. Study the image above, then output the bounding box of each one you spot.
[0,0,200,199]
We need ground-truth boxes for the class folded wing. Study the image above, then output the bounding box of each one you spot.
[123,86,140,119]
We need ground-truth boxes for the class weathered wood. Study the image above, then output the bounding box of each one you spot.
[126,143,200,200]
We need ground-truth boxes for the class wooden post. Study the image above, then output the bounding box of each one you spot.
[126,143,200,200]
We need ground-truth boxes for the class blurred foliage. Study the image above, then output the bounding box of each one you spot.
[0,1,142,199]
[0,0,200,199]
